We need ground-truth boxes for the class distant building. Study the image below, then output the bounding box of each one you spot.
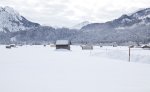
[55,40,71,50]
[81,45,93,50]
[6,45,11,49]
[10,44,16,47]
[113,44,117,47]
[141,45,150,50]
[6,44,16,49]
[112,42,117,47]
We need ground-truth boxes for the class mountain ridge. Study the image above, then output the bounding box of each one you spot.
[82,8,150,30]
[0,6,150,45]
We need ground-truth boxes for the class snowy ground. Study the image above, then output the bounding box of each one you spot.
[0,45,150,92]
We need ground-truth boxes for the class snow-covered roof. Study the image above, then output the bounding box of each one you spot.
[56,40,70,45]
[141,45,150,48]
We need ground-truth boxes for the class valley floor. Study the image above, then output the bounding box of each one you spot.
[0,45,150,92]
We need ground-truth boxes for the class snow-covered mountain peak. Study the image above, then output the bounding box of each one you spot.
[0,6,39,32]
[4,6,17,14]
[0,6,22,21]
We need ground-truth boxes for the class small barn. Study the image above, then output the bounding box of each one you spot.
[100,45,103,47]
[113,44,117,47]
[141,45,150,50]
[112,42,117,47]
[81,45,93,50]
[6,44,16,49]
[55,40,71,50]
[6,45,11,49]
[10,44,16,47]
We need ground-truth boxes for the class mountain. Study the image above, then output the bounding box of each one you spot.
[0,6,40,32]
[0,6,150,45]
[82,8,150,30]
[71,21,90,29]
[75,8,150,44]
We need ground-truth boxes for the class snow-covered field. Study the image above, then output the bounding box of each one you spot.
[0,45,150,92]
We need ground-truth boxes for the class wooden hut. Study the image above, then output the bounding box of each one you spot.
[6,45,11,49]
[141,45,150,50]
[10,44,16,47]
[113,44,117,47]
[100,45,103,47]
[81,45,93,50]
[55,40,71,50]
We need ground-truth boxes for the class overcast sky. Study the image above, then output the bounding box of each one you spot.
[0,0,150,27]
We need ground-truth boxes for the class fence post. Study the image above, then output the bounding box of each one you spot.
[129,47,131,62]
